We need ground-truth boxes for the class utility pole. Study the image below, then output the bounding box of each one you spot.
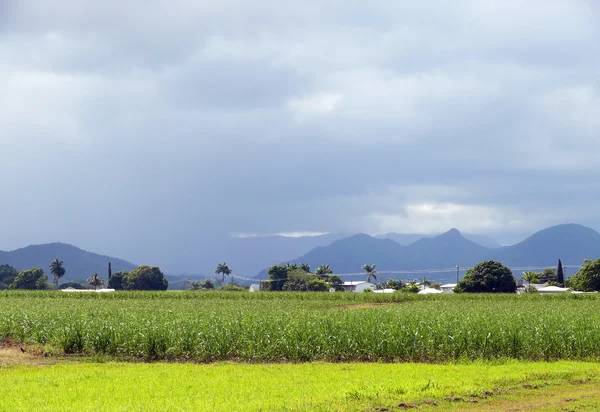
[456,265,460,284]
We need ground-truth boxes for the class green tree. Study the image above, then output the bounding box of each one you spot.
[305,276,329,292]
[190,279,215,290]
[382,278,406,290]
[49,258,66,290]
[108,271,128,290]
[87,273,104,290]
[538,268,558,283]
[454,261,516,293]
[299,263,311,273]
[0,264,18,288]
[569,259,600,291]
[326,275,344,291]
[281,269,328,292]
[557,259,564,286]
[315,265,333,279]
[268,265,289,291]
[123,266,168,291]
[215,262,233,286]
[362,264,377,283]
[522,271,540,292]
[431,281,442,290]
[9,268,51,290]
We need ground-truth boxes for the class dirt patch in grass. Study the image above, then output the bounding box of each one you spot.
[0,339,55,367]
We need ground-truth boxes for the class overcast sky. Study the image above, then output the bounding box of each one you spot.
[1,1,599,266]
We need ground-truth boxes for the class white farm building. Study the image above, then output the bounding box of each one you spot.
[342,281,376,293]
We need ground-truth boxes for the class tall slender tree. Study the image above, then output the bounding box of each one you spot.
[557,259,564,286]
[49,258,66,289]
[215,262,232,286]
[362,264,377,283]
[108,262,112,282]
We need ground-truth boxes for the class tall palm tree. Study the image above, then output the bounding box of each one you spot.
[315,265,333,279]
[215,262,232,286]
[49,258,66,290]
[362,264,377,283]
[300,263,311,273]
[87,273,104,290]
[522,271,539,292]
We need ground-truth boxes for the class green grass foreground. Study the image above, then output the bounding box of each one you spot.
[2,360,600,411]
[4,291,600,361]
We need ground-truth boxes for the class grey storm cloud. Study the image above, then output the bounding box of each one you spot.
[1,0,599,268]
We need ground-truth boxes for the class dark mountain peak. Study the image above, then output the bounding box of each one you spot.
[441,228,462,237]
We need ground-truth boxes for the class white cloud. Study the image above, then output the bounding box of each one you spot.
[368,202,528,235]
[286,92,343,120]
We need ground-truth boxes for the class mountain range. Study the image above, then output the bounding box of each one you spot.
[1,224,599,284]
[257,224,599,281]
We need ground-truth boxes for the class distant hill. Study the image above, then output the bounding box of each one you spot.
[0,243,137,283]
[261,224,600,281]
[489,224,600,267]
[377,232,501,248]
[404,229,489,268]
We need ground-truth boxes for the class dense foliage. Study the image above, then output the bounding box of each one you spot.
[108,271,127,290]
[455,261,516,293]
[0,264,18,288]
[3,291,600,362]
[123,266,168,290]
[569,259,600,291]
[8,268,51,290]
[268,264,341,291]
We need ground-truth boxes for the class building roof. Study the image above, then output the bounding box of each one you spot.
[418,288,443,294]
[537,286,570,293]
[342,281,372,286]
[440,283,457,288]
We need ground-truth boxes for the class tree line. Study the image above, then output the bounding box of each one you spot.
[0,259,168,291]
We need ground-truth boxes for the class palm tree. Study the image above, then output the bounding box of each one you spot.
[215,262,232,286]
[87,273,104,290]
[362,264,377,283]
[49,258,66,289]
[315,265,333,279]
[300,263,311,273]
[522,271,539,292]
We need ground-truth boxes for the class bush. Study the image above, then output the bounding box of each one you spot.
[221,284,245,292]
[455,261,516,293]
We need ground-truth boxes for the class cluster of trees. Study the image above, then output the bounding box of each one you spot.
[267,263,343,292]
[454,259,570,293]
[0,259,168,291]
[107,266,168,291]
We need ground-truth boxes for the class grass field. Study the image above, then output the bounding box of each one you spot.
[3,291,600,362]
[1,350,600,411]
